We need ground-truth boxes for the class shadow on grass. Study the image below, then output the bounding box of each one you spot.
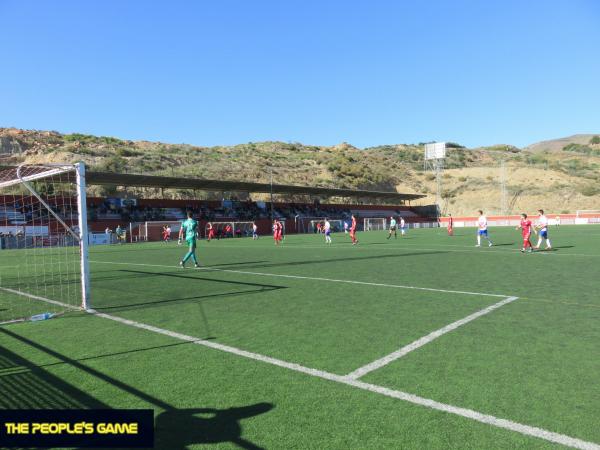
[0,327,274,449]
[95,288,279,313]
[210,250,448,271]
[119,269,287,290]
[155,404,274,450]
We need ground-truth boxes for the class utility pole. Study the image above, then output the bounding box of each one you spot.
[500,158,507,222]
[269,167,274,221]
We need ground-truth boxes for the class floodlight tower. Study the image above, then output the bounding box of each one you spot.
[424,142,447,214]
[500,158,508,221]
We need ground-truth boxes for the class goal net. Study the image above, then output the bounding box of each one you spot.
[575,210,600,225]
[0,163,90,324]
[363,218,387,231]
[205,221,255,238]
[139,221,182,242]
[308,219,344,233]
[576,210,600,218]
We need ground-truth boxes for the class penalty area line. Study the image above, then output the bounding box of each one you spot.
[90,260,508,298]
[346,296,519,379]
[2,288,599,449]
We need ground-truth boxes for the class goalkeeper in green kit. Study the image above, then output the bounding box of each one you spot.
[178,211,200,268]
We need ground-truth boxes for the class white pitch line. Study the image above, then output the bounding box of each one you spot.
[0,286,80,310]
[3,288,600,449]
[346,296,519,379]
[90,260,507,298]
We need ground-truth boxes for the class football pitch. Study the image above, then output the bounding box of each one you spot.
[1,226,600,449]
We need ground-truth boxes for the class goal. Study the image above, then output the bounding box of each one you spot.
[575,210,600,225]
[363,218,387,231]
[139,221,182,242]
[205,221,255,238]
[308,219,344,233]
[0,163,90,324]
[575,210,600,218]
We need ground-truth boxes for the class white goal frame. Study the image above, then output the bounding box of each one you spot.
[205,221,256,238]
[575,210,600,217]
[308,219,345,233]
[363,217,387,231]
[139,220,181,242]
[0,162,90,311]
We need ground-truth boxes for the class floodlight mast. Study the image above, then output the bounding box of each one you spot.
[424,142,446,215]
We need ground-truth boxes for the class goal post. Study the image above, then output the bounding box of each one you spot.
[0,163,90,324]
[363,218,387,231]
[206,221,255,238]
[308,219,345,233]
[575,210,600,218]
[139,221,181,242]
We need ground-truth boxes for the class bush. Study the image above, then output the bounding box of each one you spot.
[590,136,600,145]
[115,147,139,157]
[100,155,127,172]
[563,143,593,154]
[578,183,600,197]
[64,133,95,143]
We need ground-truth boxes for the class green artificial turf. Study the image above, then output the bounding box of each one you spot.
[1,225,599,449]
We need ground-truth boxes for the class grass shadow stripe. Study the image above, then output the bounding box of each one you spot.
[90,260,508,298]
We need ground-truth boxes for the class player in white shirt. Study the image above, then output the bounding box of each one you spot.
[534,209,552,250]
[344,221,349,234]
[323,219,332,244]
[476,210,493,247]
[252,222,258,240]
[399,217,406,236]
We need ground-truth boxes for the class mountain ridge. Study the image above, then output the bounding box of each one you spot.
[1,127,599,215]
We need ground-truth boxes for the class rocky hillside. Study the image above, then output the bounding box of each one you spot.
[1,127,599,215]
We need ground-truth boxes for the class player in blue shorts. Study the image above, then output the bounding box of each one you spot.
[534,209,552,250]
[476,210,493,247]
[323,219,332,244]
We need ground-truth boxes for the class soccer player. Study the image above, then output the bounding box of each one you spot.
[555,215,561,228]
[115,225,124,244]
[534,209,552,250]
[162,225,170,243]
[206,222,215,242]
[316,222,322,234]
[516,213,534,253]
[178,211,199,267]
[273,219,283,245]
[399,216,406,236]
[447,214,454,236]
[349,214,358,245]
[252,222,258,240]
[323,218,332,244]
[344,221,349,234]
[476,210,493,247]
[387,216,397,239]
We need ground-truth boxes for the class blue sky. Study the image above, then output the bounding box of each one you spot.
[1,0,599,148]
